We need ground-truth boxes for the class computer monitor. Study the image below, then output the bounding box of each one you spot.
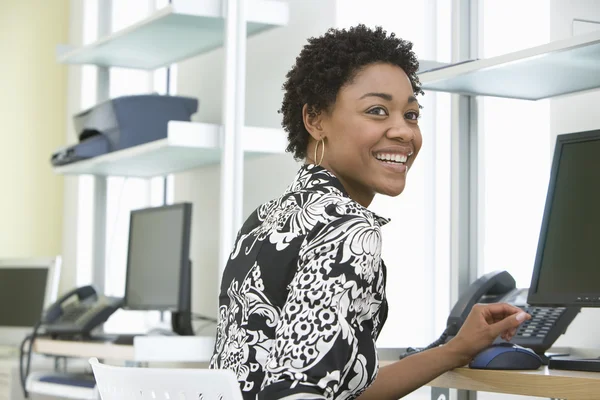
[0,257,61,347]
[124,203,192,315]
[527,129,600,372]
[528,129,600,307]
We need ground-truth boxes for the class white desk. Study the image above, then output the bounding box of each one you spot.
[27,336,215,398]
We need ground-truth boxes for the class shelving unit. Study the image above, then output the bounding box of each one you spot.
[57,0,289,70]
[54,122,287,178]
[42,4,289,394]
[52,0,290,282]
[418,29,600,100]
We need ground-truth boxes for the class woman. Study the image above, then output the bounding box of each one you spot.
[210,25,530,400]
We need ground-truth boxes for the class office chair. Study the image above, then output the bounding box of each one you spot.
[88,357,243,400]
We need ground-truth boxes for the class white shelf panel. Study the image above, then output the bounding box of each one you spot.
[418,30,600,100]
[53,121,287,178]
[133,335,214,362]
[58,0,289,70]
[27,372,97,400]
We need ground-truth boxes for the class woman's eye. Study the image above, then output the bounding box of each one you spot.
[405,111,420,121]
[367,107,388,116]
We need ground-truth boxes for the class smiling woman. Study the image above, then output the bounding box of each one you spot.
[301,63,423,206]
[210,25,531,400]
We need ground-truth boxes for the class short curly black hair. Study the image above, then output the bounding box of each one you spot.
[279,24,423,161]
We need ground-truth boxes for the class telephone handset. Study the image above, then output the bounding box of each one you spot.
[445,271,580,356]
[42,285,123,337]
[446,270,517,337]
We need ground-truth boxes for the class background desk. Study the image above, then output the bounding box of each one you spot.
[33,336,215,363]
[29,337,214,399]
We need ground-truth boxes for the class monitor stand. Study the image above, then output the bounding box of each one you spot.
[171,310,194,336]
[549,356,600,372]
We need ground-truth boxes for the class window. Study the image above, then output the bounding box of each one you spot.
[477,2,551,399]
[336,0,452,351]
[478,0,551,288]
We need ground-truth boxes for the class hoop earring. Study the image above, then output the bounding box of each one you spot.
[314,138,325,166]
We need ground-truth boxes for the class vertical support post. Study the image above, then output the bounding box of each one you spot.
[219,0,247,283]
[92,177,107,293]
[91,0,112,293]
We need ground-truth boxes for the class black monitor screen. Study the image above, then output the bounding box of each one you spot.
[528,130,600,306]
[0,268,48,327]
[124,203,192,311]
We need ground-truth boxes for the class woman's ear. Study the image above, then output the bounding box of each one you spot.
[302,104,325,141]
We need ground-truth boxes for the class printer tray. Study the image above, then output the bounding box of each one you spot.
[51,134,109,166]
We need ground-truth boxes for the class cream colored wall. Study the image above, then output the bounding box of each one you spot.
[0,0,68,258]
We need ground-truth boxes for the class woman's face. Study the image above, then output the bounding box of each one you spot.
[313,62,423,207]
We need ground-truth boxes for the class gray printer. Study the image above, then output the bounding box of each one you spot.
[51,94,198,166]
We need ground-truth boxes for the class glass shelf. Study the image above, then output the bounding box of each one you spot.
[57,0,289,70]
[418,30,600,100]
[53,121,287,178]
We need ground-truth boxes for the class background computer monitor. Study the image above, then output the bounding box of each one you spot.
[124,203,192,313]
[0,257,61,347]
[528,129,600,307]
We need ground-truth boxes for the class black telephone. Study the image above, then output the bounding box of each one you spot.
[42,285,123,337]
[20,286,123,398]
[401,271,580,360]
[445,270,580,355]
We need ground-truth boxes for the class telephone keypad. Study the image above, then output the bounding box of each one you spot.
[61,305,90,322]
[516,306,566,339]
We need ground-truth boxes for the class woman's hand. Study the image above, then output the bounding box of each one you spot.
[445,303,531,366]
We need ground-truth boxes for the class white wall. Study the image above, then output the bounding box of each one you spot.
[550,0,600,349]
[59,0,86,295]
[173,0,337,318]
[0,0,68,261]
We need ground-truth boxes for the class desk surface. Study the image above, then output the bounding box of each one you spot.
[393,362,599,400]
[431,366,600,400]
[34,340,600,399]
[33,338,134,361]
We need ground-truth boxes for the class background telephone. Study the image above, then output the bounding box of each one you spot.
[20,285,122,398]
[42,285,122,337]
[401,271,580,360]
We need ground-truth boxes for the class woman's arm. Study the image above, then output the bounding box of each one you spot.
[357,342,466,399]
[358,304,530,400]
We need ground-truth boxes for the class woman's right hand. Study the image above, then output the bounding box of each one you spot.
[445,303,531,366]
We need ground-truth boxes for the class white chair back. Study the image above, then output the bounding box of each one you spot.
[89,357,243,400]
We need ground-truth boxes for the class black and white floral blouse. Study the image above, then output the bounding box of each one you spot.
[210,164,389,400]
